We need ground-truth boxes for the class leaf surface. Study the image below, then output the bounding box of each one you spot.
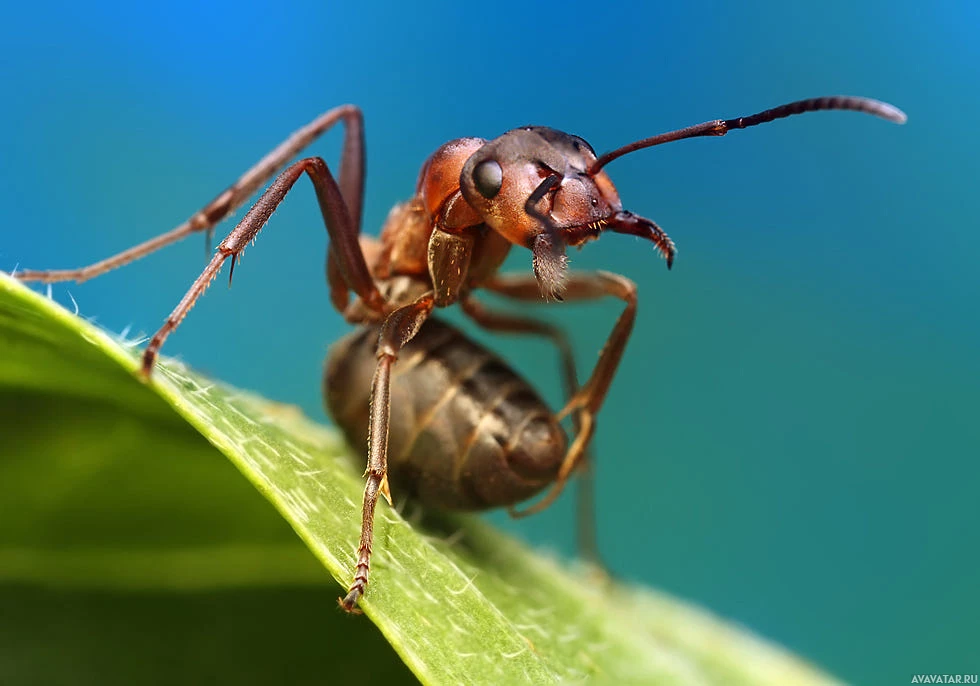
[0,273,841,685]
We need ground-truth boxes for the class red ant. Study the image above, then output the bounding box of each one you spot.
[13,95,905,612]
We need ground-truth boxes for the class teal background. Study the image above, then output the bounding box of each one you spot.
[1,1,976,683]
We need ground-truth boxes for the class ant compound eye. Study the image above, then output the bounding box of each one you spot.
[473,159,503,199]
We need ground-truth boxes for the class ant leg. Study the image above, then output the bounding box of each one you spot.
[460,296,578,404]
[141,156,385,377]
[485,271,637,519]
[460,296,602,566]
[14,105,364,284]
[341,292,435,613]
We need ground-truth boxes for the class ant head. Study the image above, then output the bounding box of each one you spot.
[459,96,904,299]
[459,126,675,299]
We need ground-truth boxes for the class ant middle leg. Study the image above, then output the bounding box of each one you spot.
[14,105,364,284]
[341,291,435,613]
[140,156,385,376]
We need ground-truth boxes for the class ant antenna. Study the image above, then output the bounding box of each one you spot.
[589,96,906,174]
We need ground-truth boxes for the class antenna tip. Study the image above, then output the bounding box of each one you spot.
[874,99,908,125]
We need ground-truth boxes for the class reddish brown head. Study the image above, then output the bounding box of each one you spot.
[459,126,674,299]
[455,95,904,299]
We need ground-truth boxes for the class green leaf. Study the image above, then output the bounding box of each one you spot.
[0,272,842,685]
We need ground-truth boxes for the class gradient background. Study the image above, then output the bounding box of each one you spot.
[1,1,977,683]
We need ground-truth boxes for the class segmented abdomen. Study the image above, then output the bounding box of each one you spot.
[325,319,566,510]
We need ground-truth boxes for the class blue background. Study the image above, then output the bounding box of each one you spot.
[2,1,977,682]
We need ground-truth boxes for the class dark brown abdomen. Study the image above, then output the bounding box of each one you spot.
[324,319,566,510]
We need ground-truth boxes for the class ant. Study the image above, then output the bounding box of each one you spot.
[12,95,906,612]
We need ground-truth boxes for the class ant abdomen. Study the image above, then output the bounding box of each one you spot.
[325,318,567,511]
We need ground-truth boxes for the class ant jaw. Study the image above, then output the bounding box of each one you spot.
[530,210,675,299]
[606,211,676,269]
[561,219,607,248]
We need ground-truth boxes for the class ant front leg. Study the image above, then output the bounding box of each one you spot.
[341,292,435,613]
[141,156,385,376]
[485,271,637,519]
[460,296,602,566]
[14,105,365,285]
